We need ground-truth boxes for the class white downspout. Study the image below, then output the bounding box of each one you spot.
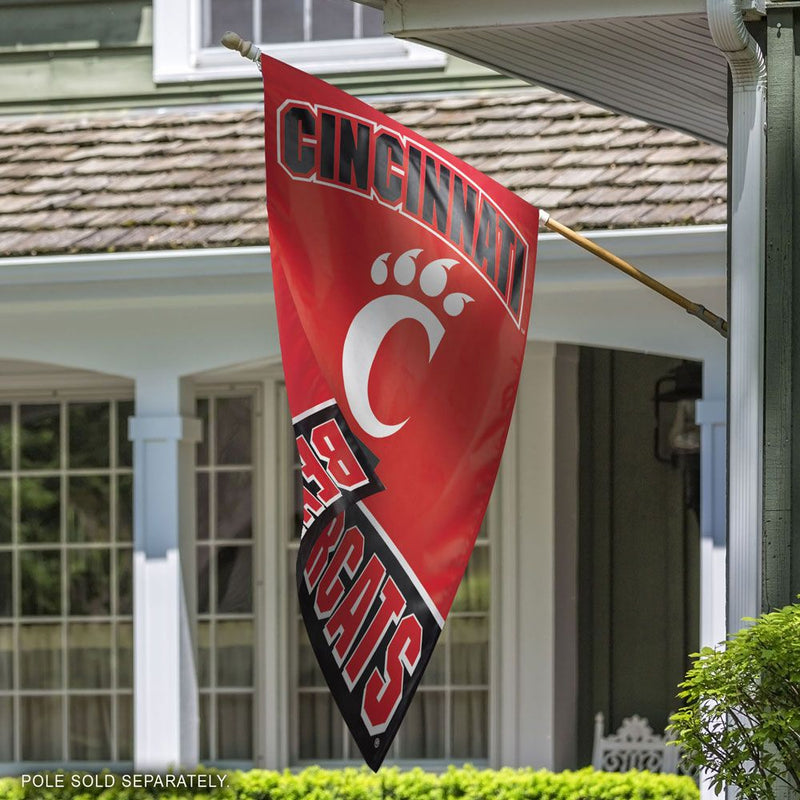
[707,0,766,670]
[706,10,764,800]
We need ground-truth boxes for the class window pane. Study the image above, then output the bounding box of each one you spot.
[68,476,110,543]
[68,622,111,689]
[20,624,62,689]
[197,473,209,541]
[261,0,304,43]
[69,695,112,760]
[117,400,134,468]
[198,621,211,688]
[20,404,60,470]
[0,625,13,690]
[401,691,444,758]
[118,694,133,761]
[217,546,252,613]
[421,629,446,685]
[216,396,252,465]
[451,690,488,758]
[298,693,342,759]
[199,693,212,761]
[19,476,60,544]
[216,471,252,540]
[361,5,383,37]
[450,616,489,685]
[451,545,489,612]
[207,0,253,48]
[68,402,109,469]
[0,552,10,617]
[68,549,110,616]
[217,620,253,687]
[345,730,361,761]
[0,697,12,760]
[0,478,10,544]
[311,0,355,41]
[21,550,61,616]
[21,695,62,760]
[292,470,303,540]
[196,399,209,466]
[117,623,132,689]
[217,693,253,759]
[4,394,140,764]
[118,548,132,615]
[0,405,10,471]
[117,474,133,542]
[297,618,325,687]
[197,545,210,614]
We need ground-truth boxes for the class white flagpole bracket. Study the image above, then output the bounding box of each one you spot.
[221,31,262,70]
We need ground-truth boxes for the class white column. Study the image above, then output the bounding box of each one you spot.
[706,0,766,635]
[130,374,202,770]
[495,342,578,769]
[696,383,727,650]
[696,357,727,800]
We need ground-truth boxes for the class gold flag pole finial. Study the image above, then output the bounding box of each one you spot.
[221,31,262,68]
[540,210,729,338]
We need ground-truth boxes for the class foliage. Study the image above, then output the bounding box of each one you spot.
[0,766,698,800]
[669,601,800,800]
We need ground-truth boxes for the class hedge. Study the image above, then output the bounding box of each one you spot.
[0,766,699,800]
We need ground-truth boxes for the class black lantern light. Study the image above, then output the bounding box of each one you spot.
[653,360,702,519]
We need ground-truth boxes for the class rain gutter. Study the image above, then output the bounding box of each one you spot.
[706,0,766,631]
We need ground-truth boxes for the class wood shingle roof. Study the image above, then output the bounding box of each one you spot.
[0,88,726,258]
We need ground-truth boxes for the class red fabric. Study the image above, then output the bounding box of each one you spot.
[263,53,539,767]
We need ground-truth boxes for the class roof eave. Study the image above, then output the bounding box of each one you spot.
[356,0,737,145]
[378,0,707,29]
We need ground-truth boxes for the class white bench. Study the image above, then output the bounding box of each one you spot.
[592,712,689,774]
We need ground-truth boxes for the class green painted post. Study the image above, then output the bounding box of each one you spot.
[764,7,800,614]
[764,11,800,798]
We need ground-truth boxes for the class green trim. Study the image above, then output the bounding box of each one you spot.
[0,17,525,116]
[763,9,800,612]
[0,56,524,115]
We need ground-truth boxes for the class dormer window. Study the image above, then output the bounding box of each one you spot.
[202,0,384,48]
[153,0,445,84]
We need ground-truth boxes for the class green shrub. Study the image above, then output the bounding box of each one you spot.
[669,601,800,800]
[0,766,697,800]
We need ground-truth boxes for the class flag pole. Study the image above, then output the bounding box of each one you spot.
[221,31,262,68]
[540,211,728,338]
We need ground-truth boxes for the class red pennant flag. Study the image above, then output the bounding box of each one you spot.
[262,54,539,769]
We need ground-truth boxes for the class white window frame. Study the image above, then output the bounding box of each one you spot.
[194,384,262,769]
[152,0,446,84]
[0,383,135,774]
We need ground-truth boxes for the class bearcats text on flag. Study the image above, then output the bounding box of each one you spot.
[262,53,539,769]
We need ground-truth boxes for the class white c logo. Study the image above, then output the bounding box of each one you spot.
[342,295,444,439]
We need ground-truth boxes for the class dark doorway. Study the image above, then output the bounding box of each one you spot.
[576,347,701,764]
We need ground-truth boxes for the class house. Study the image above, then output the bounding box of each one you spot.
[0,0,728,776]
[360,0,765,662]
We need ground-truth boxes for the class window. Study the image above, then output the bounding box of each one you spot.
[203,0,384,48]
[152,0,445,83]
[0,397,133,765]
[404,520,490,761]
[196,391,258,765]
[282,388,490,764]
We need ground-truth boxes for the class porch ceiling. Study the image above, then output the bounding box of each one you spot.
[365,1,730,145]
